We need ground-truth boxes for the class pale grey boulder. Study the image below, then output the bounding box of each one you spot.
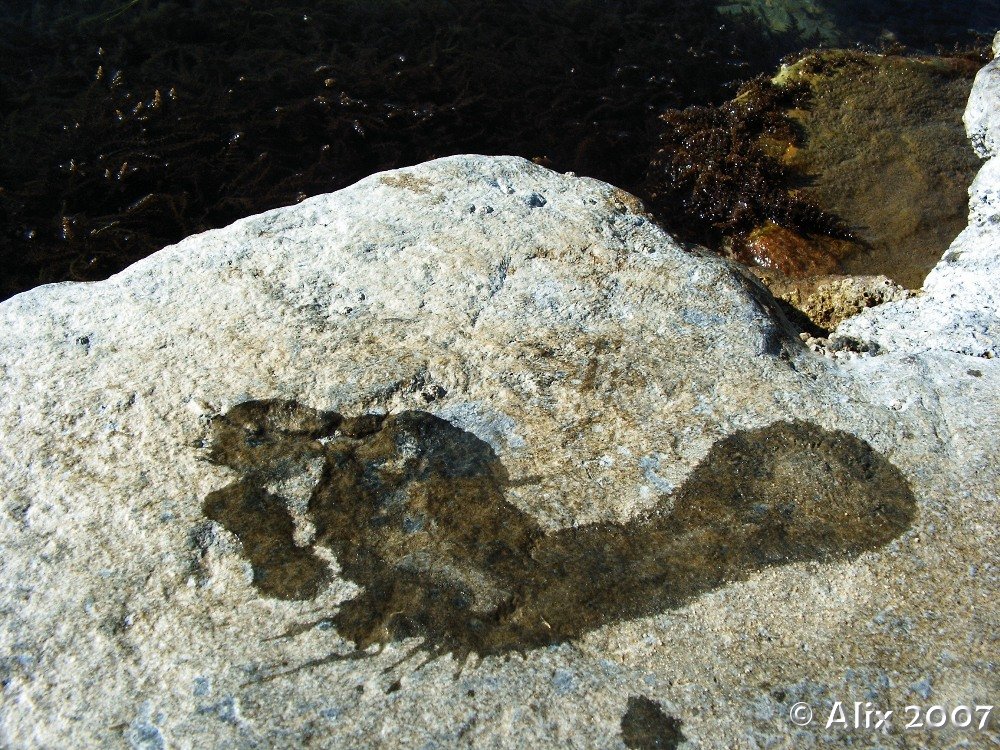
[0,61,999,750]
[964,31,1000,158]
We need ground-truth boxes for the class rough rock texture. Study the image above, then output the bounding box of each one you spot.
[1,49,1000,749]
[837,35,1000,357]
[965,32,1000,159]
[753,270,911,332]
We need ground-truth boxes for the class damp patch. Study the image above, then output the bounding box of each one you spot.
[202,400,916,669]
[621,696,686,750]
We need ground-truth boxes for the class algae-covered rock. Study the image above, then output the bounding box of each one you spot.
[777,50,983,289]
[752,269,911,331]
[742,222,854,278]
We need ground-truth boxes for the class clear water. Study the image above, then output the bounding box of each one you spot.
[0,0,995,299]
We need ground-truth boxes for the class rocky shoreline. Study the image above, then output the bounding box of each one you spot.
[0,32,998,750]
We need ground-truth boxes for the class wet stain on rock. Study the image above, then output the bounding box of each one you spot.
[621,696,686,750]
[202,400,916,664]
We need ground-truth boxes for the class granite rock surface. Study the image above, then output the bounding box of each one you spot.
[1,47,999,750]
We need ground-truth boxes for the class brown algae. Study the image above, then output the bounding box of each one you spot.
[647,48,985,289]
[203,399,916,667]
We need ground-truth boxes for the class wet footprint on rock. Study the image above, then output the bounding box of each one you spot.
[201,399,916,670]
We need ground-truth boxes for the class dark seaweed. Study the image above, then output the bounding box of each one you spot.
[0,0,803,299]
[645,75,848,248]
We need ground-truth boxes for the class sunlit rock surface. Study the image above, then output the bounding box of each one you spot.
[1,48,999,745]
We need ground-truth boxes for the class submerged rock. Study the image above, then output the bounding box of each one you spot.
[648,47,983,294]
[1,51,999,745]
[778,50,983,289]
[742,222,853,278]
[837,34,1000,357]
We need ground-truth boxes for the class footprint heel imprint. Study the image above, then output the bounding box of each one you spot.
[201,399,916,668]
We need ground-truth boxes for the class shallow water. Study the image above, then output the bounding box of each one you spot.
[0,0,996,299]
[790,53,982,288]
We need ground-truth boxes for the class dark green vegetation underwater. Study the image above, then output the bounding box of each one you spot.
[0,0,996,299]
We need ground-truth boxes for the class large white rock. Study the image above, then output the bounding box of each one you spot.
[1,51,999,750]
[964,31,1000,159]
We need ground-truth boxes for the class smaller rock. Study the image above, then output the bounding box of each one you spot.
[741,223,853,278]
[753,269,911,331]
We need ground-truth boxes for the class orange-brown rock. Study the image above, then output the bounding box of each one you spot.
[739,223,857,278]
